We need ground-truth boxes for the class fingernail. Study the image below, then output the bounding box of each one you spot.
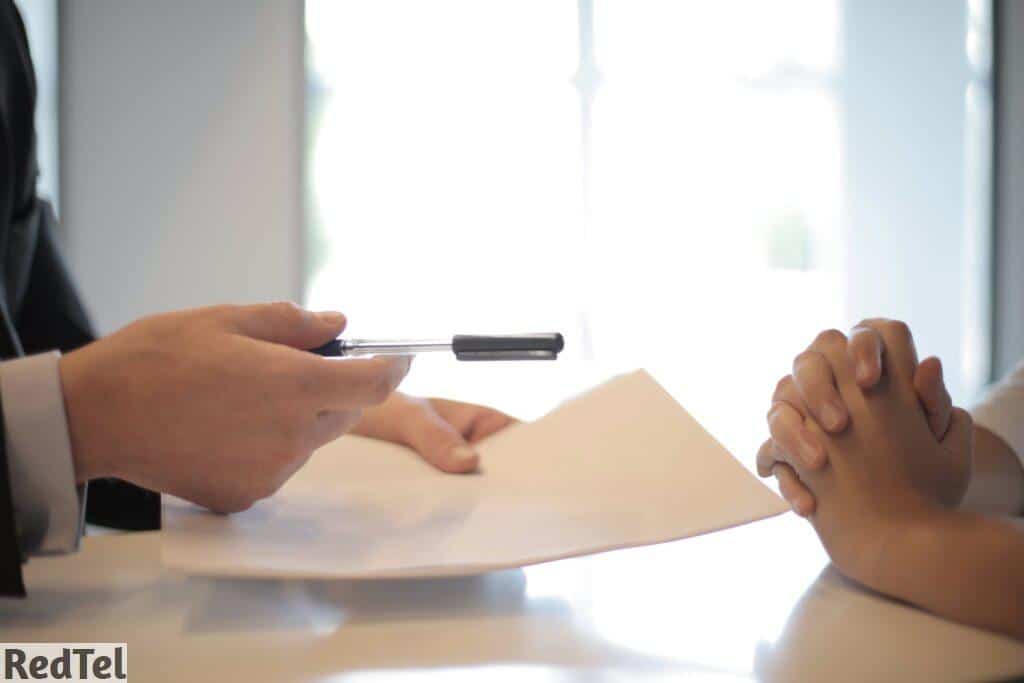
[820,402,844,431]
[451,446,479,469]
[856,360,872,383]
[317,311,346,327]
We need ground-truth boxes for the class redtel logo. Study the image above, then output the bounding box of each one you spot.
[0,644,127,681]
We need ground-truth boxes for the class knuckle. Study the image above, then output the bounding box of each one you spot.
[766,405,792,435]
[793,350,814,365]
[773,375,794,400]
[271,300,307,324]
[792,350,820,374]
[366,372,396,404]
[813,328,847,350]
[885,319,912,340]
[952,406,973,427]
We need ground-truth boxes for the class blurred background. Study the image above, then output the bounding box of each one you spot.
[14,0,1023,479]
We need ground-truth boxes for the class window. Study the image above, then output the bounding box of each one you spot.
[15,0,59,210]
[305,1,991,470]
[305,2,992,661]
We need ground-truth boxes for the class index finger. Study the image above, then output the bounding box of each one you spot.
[848,324,884,388]
[792,350,848,432]
[854,318,918,388]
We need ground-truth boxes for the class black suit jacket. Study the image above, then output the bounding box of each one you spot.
[0,0,158,598]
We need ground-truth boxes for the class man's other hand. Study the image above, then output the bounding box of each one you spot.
[352,393,517,473]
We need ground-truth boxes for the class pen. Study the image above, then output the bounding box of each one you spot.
[308,333,564,361]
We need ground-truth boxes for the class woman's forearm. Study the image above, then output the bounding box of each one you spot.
[961,426,1024,516]
[871,509,1024,640]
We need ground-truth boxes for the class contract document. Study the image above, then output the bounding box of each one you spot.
[162,370,788,578]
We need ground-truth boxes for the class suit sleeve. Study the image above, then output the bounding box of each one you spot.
[0,389,26,597]
[15,201,159,531]
[1,351,84,556]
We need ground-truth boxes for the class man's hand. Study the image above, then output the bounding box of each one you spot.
[352,394,517,472]
[59,302,411,513]
[757,320,971,515]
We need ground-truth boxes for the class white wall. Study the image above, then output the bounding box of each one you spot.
[840,0,985,401]
[994,0,1024,379]
[60,1,304,334]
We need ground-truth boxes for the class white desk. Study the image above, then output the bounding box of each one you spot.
[3,515,1023,682]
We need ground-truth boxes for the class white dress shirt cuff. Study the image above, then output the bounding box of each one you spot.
[0,351,85,556]
[971,360,1024,468]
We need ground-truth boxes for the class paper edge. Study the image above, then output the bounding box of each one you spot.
[160,501,789,580]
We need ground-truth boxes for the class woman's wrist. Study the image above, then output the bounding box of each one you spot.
[863,505,965,599]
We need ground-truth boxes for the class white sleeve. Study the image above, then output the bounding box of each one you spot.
[0,351,85,556]
[971,361,1024,467]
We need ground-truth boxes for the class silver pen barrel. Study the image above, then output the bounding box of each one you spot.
[341,339,451,357]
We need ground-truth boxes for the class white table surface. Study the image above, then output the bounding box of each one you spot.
[3,515,1024,682]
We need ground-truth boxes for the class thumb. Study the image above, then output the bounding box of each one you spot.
[936,406,974,507]
[403,410,480,474]
[914,356,953,439]
[229,301,346,349]
[943,406,974,455]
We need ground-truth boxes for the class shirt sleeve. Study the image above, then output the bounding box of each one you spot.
[971,361,1024,467]
[0,351,85,556]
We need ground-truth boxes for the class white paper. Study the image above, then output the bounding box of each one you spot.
[161,370,788,578]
